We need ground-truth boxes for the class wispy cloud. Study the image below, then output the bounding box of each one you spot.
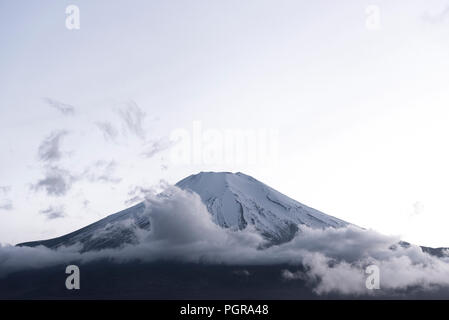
[43,98,75,116]
[37,130,69,163]
[32,159,122,197]
[33,130,78,196]
[0,186,13,210]
[0,186,11,194]
[0,200,13,211]
[31,166,76,197]
[141,137,177,158]
[117,101,146,140]
[95,121,119,142]
[83,160,122,184]
[125,186,155,206]
[39,205,65,220]
[125,181,169,205]
[95,102,176,161]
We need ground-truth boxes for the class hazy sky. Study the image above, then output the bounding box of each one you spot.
[1,0,449,247]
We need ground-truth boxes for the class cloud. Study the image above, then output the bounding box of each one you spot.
[275,227,449,295]
[95,121,119,142]
[83,160,121,184]
[0,186,11,194]
[0,244,82,277]
[280,245,449,295]
[39,205,65,220]
[0,200,13,211]
[31,166,76,196]
[0,186,12,210]
[140,187,232,246]
[32,159,121,198]
[125,181,169,205]
[141,137,177,158]
[117,101,146,139]
[2,185,449,296]
[43,98,75,116]
[94,102,175,163]
[33,131,77,197]
[38,130,69,163]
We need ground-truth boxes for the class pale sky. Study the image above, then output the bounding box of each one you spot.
[1,0,449,247]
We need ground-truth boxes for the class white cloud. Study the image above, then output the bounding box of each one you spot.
[2,185,449,296]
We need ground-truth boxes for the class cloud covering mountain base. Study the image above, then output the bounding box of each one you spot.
[1,186,449,297]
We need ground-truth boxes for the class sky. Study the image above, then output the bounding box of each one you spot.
[1,0,449,247]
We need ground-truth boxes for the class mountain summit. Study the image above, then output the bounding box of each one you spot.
[176,172,348,243]
[19,172,348,251]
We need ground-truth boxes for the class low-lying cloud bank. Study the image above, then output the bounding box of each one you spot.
[1,186,449,296]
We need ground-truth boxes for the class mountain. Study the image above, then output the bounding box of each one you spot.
[10,172,449,300]
[18,171,348,251]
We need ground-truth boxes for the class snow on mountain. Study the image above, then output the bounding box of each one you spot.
[176,172,348,243]
[18,172,348,251]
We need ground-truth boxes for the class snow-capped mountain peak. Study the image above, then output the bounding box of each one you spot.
[176,172,348,243]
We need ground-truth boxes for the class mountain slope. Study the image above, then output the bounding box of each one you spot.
[18,171,348,250]
[18,203,150,252]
